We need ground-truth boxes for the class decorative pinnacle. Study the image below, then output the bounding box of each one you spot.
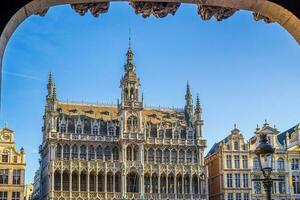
[195,95,201,114]
[47,72,57,100]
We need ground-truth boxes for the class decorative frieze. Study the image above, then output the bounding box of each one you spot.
[70,2,110,17]
[130,1,181,18]
[253,12,274,23]
[197,5,238,21]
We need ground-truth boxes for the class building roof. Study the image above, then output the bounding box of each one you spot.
[206,135,230,157]
[277,123,300,145]
[57,101,187,126]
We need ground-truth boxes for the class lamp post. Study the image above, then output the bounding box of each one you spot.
[254,133,275,200]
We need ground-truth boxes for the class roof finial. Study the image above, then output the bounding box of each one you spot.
[129,28,132,49]
[4,122,8,128]
[234,123,237,129]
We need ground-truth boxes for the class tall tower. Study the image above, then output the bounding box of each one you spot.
[119,40,142,110]
[184,81,193,127]
[44,72,58,139]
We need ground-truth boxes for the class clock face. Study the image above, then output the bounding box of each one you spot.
[2,134,10,141]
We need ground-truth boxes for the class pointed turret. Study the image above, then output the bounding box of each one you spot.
[194,95,203,139]
[184,81,193,126]
[47,72,57,101]
[194,95,202,121]
[119,37,142,110]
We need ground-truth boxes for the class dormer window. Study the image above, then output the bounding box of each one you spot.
[234,141,239,150]
[108,127,114,136]
[1,153,8,163]
[92,125,98,135]
[61,124,66,133]
[76,125,82,134]
[226,144,230,150]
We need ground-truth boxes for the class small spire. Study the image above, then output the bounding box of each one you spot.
[186,81,192,98]
[234,123,237,129]
[129,28,132,49]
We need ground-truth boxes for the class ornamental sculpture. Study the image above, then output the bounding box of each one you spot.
[197,5,238,21]
[130,1,181,18]
[70,2,110,17]
[253,12,274,23]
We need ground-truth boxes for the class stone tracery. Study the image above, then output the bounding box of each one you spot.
[197,4,238,21]
[70,2,110,17]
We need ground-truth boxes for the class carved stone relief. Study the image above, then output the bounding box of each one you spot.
[130,1,181,18]
[253,12,274,23]
[70,2,110,17]
[197,5,238,21]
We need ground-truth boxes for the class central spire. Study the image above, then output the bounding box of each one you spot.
[119,36,142,110]
[124,33,136,73]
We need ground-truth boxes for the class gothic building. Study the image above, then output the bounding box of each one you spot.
[39,45,208,200]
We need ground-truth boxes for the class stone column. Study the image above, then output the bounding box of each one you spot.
[78,170,81,192]
[60,169,63,192]
[158,174,161,198]
[150,174,152,193]
[189,175,192,195]
[104,168,107,199]
[181,176,184,195]
[113,174,116,193]
[69,162,72,197]
[166,174,169,194]
[140,174,144,197]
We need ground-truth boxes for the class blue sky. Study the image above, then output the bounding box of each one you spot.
[0,3,299,183]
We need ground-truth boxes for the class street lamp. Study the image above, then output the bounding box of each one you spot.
[254,133,275,200]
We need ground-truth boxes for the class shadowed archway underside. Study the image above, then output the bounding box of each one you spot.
[0,0,299,108]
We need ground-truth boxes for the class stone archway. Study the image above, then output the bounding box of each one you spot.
[0,0,299,103]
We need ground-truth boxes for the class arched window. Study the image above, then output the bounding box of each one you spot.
[115,172,121,192]
[253,157,259,170]
[168,174,175,193]
[80,145,87,160]
[113,147,119,161]
[277,158,285,170]
[98,172,105,192]
[193,150,198,163]
[176,174,183,194]
[80,171,87,191]
[107,172,114,192]
[152,174,158,193]
[104,146,111,161]
[127,172,139,193]
[62,171,69,191]
[192,175,199,194]
[174,130,180,139]
[133,145,139,161]
[56,144,62,159]
[92,125,98,135]
[96,146,103,160]
[54,171,61,191]
[179,150,185,163]
[63,144,70,160]
[234,141,239,150]
[76,124,82,134]
[127,116,138,131]
[184,174,190,194]
[160,174,167,193]
[144,174,150,193]
[88,146,95,160]
[156,149,162,163]
[61,123,66,133]
[72,172,78,191]
[186,150,192,163]
[163,149,170,163]
[148,148,154,162]
[127,146,132,161]
[68,119,75,133]
[72,145,78,159]
[89,172,96,192]
[171,149,177,164]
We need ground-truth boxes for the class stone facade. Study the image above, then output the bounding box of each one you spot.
[39,45,208,200]
[205,125,251,200]
[206,121,299,200]
[0,126,26,200]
